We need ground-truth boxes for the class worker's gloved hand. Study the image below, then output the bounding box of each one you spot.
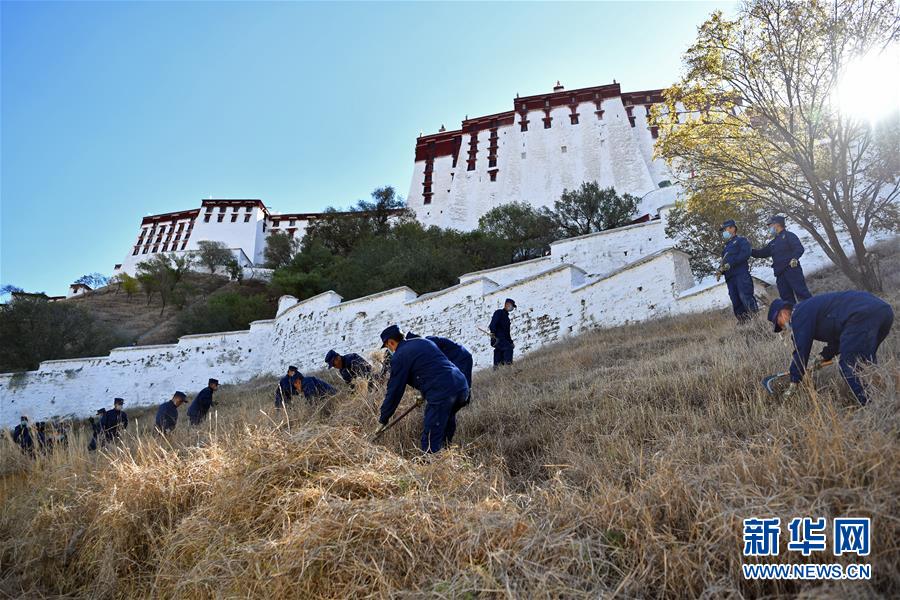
[721,263,731,272]
[783,382,799,400]
[414,395,425,407]
[789,258,799,268]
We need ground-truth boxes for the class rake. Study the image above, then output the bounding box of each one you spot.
[762,359,834,395]
[371,396,423,442]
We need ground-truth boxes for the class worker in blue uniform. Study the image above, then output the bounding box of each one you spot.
[291,372,338,403]
[88,408,105,451]
[325,350,373,386]
[12,416,34,455]
[275,365,300,409]
[100,398,128,441]
[751,215,812,304]
[155,391,188,434]
[376,325,469,453]
[406,332,473,445]
[187,378,219,425]
[718,219,758,322]
[768,292,894,405]
[489,298,517,367]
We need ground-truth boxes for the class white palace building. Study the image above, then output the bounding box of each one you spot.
[115,81,679,277]
[113,199,372,276]
[407,81,679,230]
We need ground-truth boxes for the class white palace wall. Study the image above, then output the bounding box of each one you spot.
[2,205,894,427]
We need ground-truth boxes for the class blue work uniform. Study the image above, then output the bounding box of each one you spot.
[337,353,373,385]
[787,291,893,405]
[12,423,34,454]
[187,387,215,425]
[155,400,179,433]
[275,374,299,408]
[300,376,337,402]
[489,308,514,366]
[100,409,128,441]
[751,230,811,303]
[721,235,758,320]
[380,338,469,453]
[424,336,473,445]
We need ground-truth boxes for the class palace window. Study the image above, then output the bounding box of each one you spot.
[289,219,295,226]
[181,241,188,250]
[233,206,239,212]
[561,146,567,153]
[219,206,226,212]
[570,113,579,125]
[489,169,498,182]
[244,214,251,222]
[650,126,659,139]
[246,206,252,212]
[153,244,160,253]
[204,215,211,223]
[231,214,238,222]
[133,247,139,256]
[217,214,224,222]
[273,219,280,227]
[543,118,552,129]
[143,247,149,254]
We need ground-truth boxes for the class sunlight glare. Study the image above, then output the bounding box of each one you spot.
[835,45,900,122]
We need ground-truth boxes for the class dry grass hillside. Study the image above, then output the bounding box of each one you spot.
[1,241,897,598]
[66,274,271,345]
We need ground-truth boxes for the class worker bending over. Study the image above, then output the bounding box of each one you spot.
[768,292,894,405]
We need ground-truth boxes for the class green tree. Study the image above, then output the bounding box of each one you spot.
[195,241,233,275]
[543,182,640,237]
[226,258,244,283]
[136,254,194,315]
[0,297,128,371]
[653,0,899,291]
[664,192,767,278]
[176,292,273,336]
[304,186,414,255]
[263,231,300,269]
[119,273,139,301]
[478,202,560,262]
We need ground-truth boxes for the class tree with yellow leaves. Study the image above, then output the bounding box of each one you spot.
[654,0,899,291]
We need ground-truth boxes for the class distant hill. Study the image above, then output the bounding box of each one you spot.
[66,273,275,346]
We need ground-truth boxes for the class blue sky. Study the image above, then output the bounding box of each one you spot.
[1,1,734,295]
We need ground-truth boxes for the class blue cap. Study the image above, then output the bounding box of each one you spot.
[208,378,219,386]
[324,350,339,367]
[288,365,298,372]
[113,397,125,405]
[766,215,786,227]
[505,298,517,308]
[380,324,402,347]
[767,299,794,332]
[720,219,736,231]
[173,391,186,400]
[405,332,420,339]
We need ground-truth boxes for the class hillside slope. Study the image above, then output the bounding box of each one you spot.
[66,274,274,345]
[1,244,897,598]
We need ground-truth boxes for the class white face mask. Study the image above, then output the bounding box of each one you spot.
[722,230,733,240]
[768,226,777,236]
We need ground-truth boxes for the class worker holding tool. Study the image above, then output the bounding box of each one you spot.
[376,325,469,453]
[751,215,811,304]
[275,365,300,409]
[489,298,517,367]
[324,349,373,386]
[717,219,758,322]
[100,398,128,442]
[291,371,338,403]
[768,292,894,405]
[406,332,473,445]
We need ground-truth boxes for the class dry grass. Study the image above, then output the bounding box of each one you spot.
[1,243,898,598]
